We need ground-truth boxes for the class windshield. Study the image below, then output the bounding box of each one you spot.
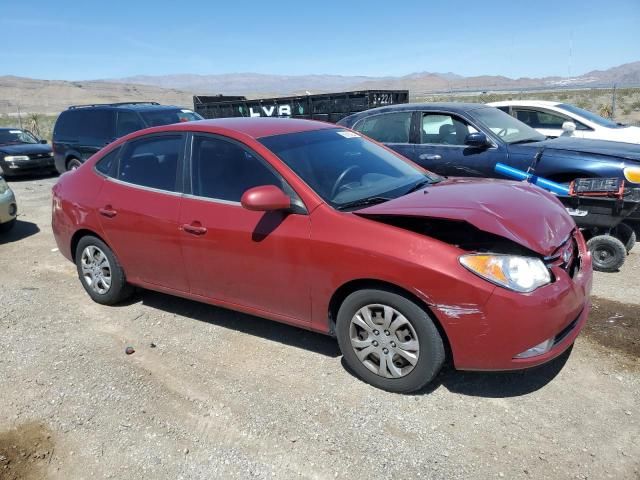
[260,128,440,209]
[473,107,546,144]
[139,109,204,127]
[558,103,622,129]
[0,129,39,145]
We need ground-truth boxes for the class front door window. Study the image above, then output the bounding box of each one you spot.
[421,113,477,145]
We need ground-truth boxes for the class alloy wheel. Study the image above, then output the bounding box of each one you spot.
[80,245,112,295]
[349,304,420,378]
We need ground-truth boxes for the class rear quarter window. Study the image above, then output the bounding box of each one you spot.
[54,109,115,142]
[54,111,82,138]
[95,147,120,176]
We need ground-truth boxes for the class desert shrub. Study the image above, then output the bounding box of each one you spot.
[598,104,613,118]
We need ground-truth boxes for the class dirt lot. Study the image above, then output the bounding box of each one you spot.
[1,175,638,480]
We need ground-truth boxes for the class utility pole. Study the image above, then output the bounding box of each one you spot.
[17,103,23,129]
[611,83,617,119]
[568,30,573,77]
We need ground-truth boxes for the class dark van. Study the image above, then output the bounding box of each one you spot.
[52,102,202,173]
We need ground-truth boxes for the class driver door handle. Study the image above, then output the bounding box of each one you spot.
[181,223,208,236]
[419,154,442,161]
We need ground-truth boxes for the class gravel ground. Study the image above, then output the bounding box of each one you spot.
[1,175,638,480]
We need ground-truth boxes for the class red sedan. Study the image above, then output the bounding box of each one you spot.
[52,118,592,392]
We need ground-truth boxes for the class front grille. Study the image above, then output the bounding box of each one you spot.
[545,233,580,278]
[28,153,53,160]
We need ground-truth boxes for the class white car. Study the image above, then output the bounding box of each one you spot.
[0,176,17,232]
[487,100,640,144]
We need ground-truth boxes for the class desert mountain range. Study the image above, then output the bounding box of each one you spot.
[1,61,638,114]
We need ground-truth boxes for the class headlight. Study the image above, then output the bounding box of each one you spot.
[4,155,30,162]
[0,177,9,195]
[460,254,551,293]
[623,166,640,184]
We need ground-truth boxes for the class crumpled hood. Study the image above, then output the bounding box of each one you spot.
[533,137,640,162]
[356,178,575,256]
[0,143,52,156]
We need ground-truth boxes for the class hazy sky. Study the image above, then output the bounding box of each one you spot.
[1,0,638,80]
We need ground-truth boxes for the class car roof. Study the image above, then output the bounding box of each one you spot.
[383,102,487,113]
[0,127,23,131]
[65,103,188,112]
[338,102,495,125]
[487,100,561,107]
[131,117,338,140]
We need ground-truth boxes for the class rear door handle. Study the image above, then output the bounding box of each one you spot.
[181,223,207,236]
[419,154,442,161]
[99,206,117,218]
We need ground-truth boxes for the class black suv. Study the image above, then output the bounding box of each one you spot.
[53,102,203,173]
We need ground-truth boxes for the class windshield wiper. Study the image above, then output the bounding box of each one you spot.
[336,196,391,211]
[509,138,541,145]
[403,178,433,195]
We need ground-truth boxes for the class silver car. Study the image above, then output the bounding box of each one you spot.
[0,176,17,232]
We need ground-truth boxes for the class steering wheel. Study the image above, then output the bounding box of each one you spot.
[330,165,361,200]
[496,127,508,137]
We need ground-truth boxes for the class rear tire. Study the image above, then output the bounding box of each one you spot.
[75,235,133,305]
[67,158,82,171]
[587,235,626,272]
[336,288,445,393]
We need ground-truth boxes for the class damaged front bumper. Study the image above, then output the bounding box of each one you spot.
[432,230,593,371]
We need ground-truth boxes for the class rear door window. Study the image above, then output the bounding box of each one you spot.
[353,112,412,143]
[116,111,145,137]
[514,109,567,129]
[80,110,116,144]
[140,109,202,127]
[117,135,183,192]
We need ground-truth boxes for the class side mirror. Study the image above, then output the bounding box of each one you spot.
[562,121,576,133]
[465,132,489,148]
[39,139,48,144]
[241,185,291,212]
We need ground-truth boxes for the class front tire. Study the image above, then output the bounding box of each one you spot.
[612,222,636,253]
[587,235,626,272]
[336,288,445,393]
[75,235,133,304]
